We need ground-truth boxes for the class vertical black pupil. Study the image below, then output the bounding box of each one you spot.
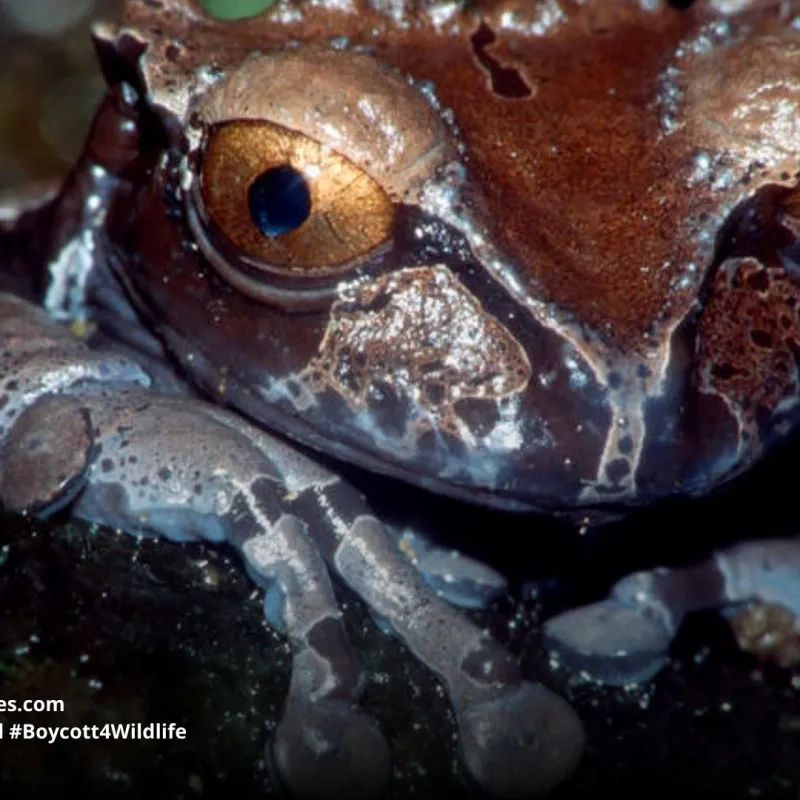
[248,164,311,238]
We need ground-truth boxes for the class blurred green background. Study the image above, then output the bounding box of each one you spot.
[0,0,278,192]
[0,0,122,191]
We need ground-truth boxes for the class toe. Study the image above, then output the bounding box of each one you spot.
[270,699,391,800]
[544,600,673,684]
[456,681,585,799]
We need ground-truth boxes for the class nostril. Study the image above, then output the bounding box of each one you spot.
[469,22,532,100]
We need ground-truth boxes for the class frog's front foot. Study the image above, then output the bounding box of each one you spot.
[454,681,585,798]
[333,516,585,798]
[0,294,584,799]
[544,539,800,684]
[269,695,390,799]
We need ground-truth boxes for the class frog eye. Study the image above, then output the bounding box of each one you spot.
[189,120,395,305]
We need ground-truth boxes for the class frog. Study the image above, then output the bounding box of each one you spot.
[0,0,799,797]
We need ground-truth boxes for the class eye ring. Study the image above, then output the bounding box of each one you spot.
[185,119,397,308]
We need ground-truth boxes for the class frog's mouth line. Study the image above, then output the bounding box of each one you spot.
[148,314,672,525]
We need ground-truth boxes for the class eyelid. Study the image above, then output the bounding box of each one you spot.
[193,47,452,204]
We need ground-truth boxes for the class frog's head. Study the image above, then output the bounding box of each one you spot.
[75,0,800,514]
